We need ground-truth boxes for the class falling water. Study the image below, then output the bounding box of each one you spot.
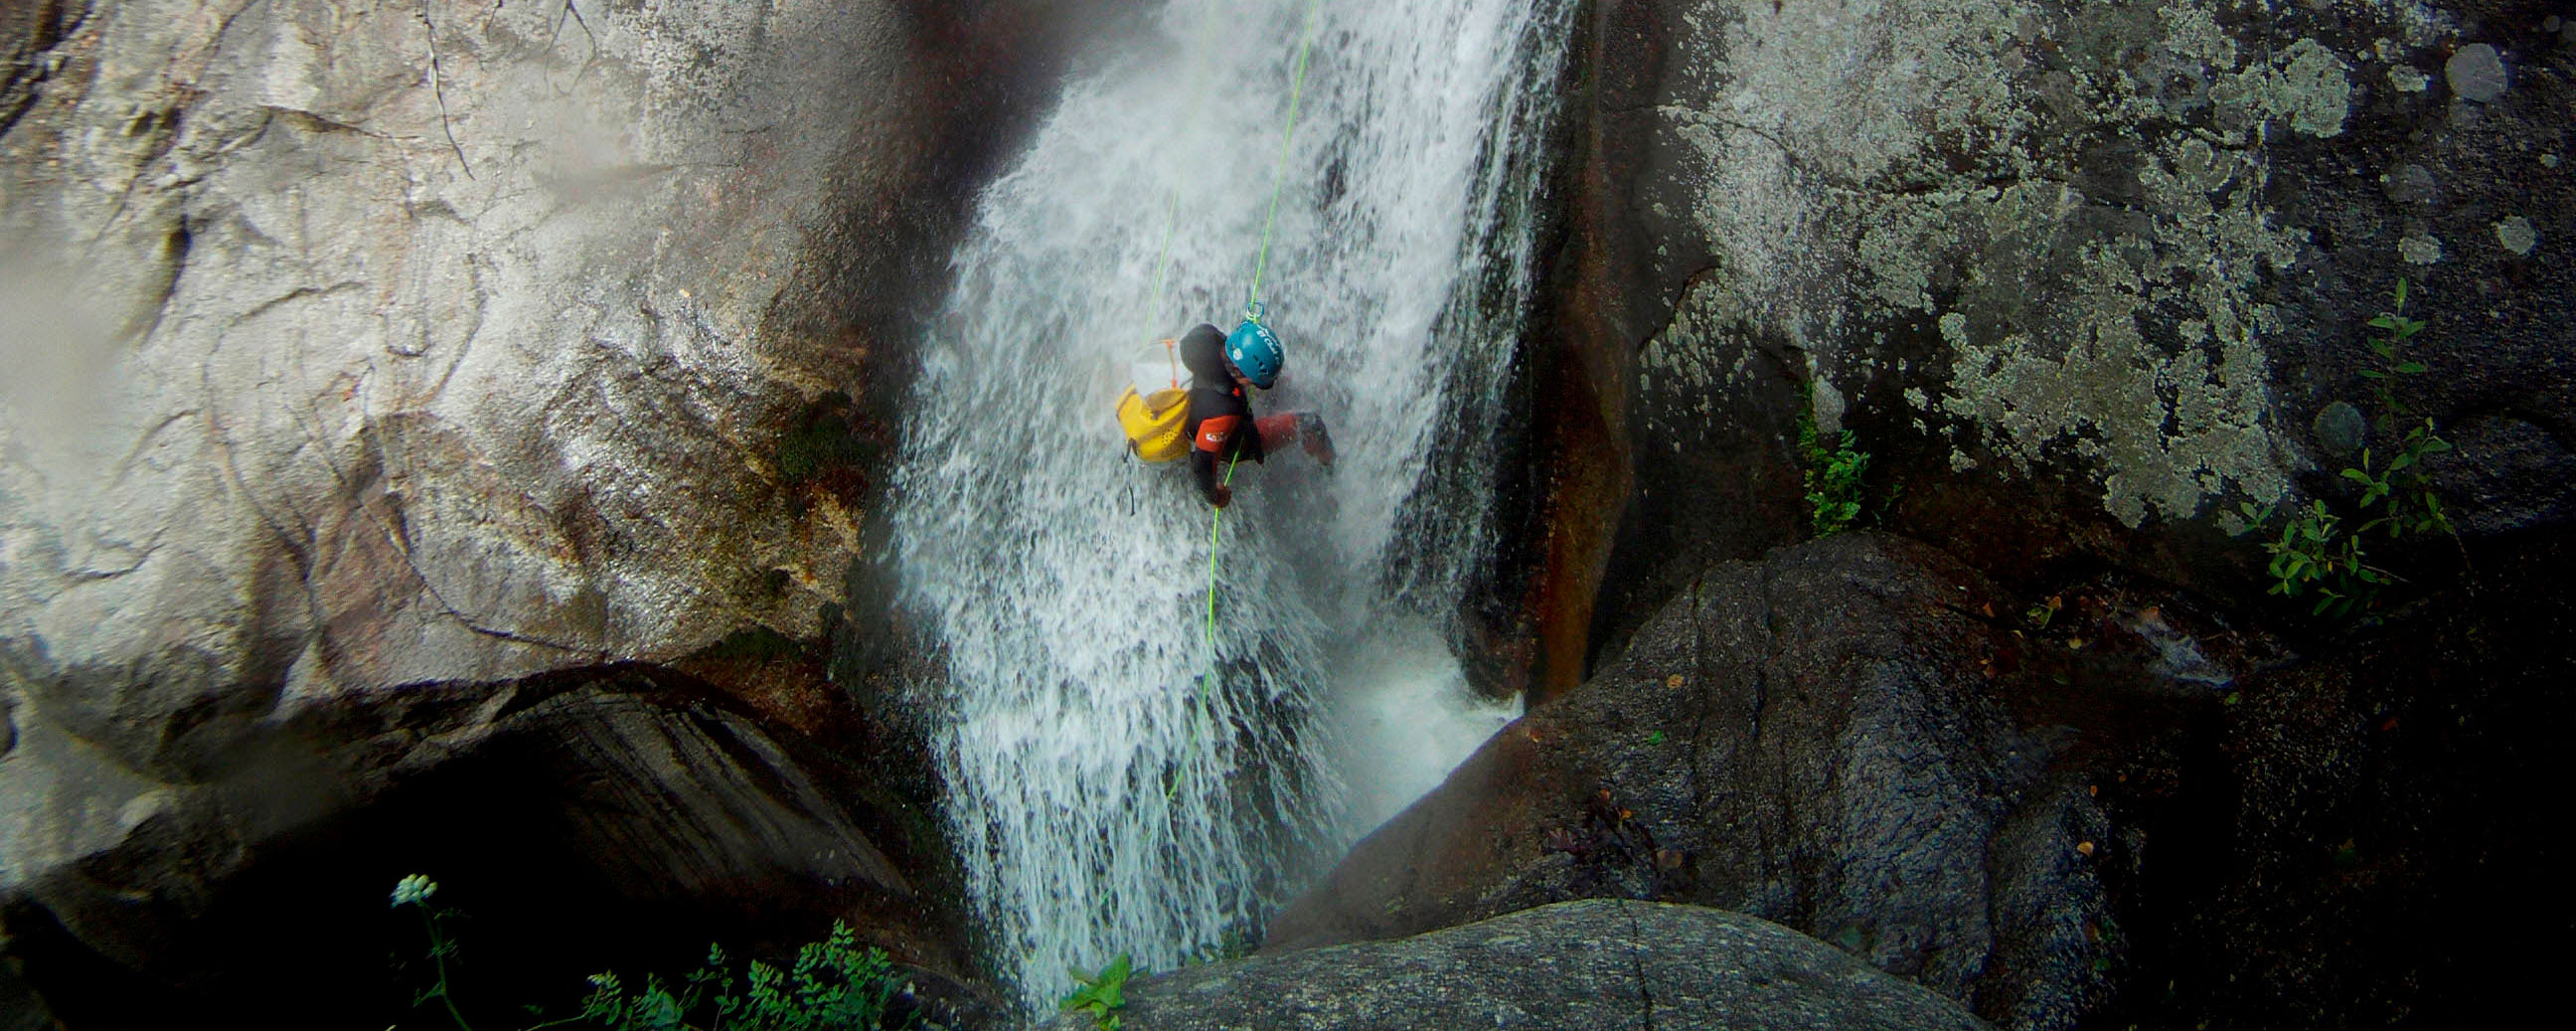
[889,0,1571,1005]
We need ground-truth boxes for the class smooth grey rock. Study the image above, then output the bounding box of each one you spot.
[0,0,905,714]
[1052,900,1987,1031]
[0,0,918,882]
[0,0,1055,1019]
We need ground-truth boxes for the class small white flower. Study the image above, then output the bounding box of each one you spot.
[391,874,438,908]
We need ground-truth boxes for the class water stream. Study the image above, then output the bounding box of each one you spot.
[888,0,1571,1004]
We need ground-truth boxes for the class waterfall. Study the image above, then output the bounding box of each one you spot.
[888,0,1572,1005]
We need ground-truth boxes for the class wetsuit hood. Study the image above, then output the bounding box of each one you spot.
[1179,323,1233,385]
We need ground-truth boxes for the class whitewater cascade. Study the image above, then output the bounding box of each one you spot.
[889,0,1572,1005]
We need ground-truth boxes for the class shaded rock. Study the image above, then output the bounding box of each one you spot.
[0,663,978,1027]
[2381,163,2438,205]
[2425,414,2576,535]
[1272,534,2224,1030]
[0,953,52,1031]
[1056,900,1987,1031]
[2086,525,2576,1029]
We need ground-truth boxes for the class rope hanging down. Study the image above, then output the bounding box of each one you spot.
[1245,0,1328,312]
[1170,0,1330,801]
[1208,0,1328,672]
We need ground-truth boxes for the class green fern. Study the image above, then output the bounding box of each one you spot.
[1798,411,1870,537]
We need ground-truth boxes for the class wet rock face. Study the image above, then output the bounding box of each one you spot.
[1272,534,2202,1030]
[1062,900,1989,1031]
[1,1,83,134]
[1538,0,2576,660]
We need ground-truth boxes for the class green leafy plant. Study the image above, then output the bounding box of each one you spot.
[566,921,907,1031]
[2245,498,2386,618]
[1183,926,1260,967]
[2242,278,2455,619]
[1798,410,1870,537]
[1058,953,1132,1030]
[390,876,920,1031]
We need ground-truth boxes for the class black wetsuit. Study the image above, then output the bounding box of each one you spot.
[1178,323,1264,504]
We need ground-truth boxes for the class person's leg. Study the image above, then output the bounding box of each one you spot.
[1255,412,1335,466]
[1299,412,1334,466]
[1254,413,1302,450]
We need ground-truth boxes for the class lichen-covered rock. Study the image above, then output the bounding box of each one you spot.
[1270,534,2227,1031]
[1057,900,1989,1031]
[2444,42,2508,102]
[1528,0,2575,671]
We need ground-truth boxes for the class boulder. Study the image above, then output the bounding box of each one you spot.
[1271,533,2286,1030]
[1052,899,1987,1031]
[1277,520,2571,1029]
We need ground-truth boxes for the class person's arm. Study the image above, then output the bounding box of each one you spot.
[1193,415,1242,507]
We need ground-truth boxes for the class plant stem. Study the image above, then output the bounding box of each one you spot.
[421,907,474,1031]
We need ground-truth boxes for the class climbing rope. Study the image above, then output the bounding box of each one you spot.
[1202,0,1329,678]
[1138,5,1224,330]
[1169,0,1330,801]
[1245,0,1328,312]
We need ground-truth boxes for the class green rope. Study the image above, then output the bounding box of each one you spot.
[1171,457,1239,802]
[1141,15,1223,327]
[1245,0,1329,311]
[1169,0,1329,803]
[1201,454,1241,692]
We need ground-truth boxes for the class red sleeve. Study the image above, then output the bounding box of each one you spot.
[1195,414,1242,453]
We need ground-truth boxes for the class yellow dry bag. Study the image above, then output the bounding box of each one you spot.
[1117,338,1193,462]
[1119,386,1192,462]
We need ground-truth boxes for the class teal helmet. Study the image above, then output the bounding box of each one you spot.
[1224,308,1284,389]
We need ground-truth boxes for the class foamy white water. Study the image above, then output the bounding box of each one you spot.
[1328,617,1523,836]
[889,0,1571,1006]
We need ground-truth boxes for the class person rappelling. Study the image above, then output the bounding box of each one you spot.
[1116,309,1334,507]
[1179,317,1334,508]
[1113,0,1333,514]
